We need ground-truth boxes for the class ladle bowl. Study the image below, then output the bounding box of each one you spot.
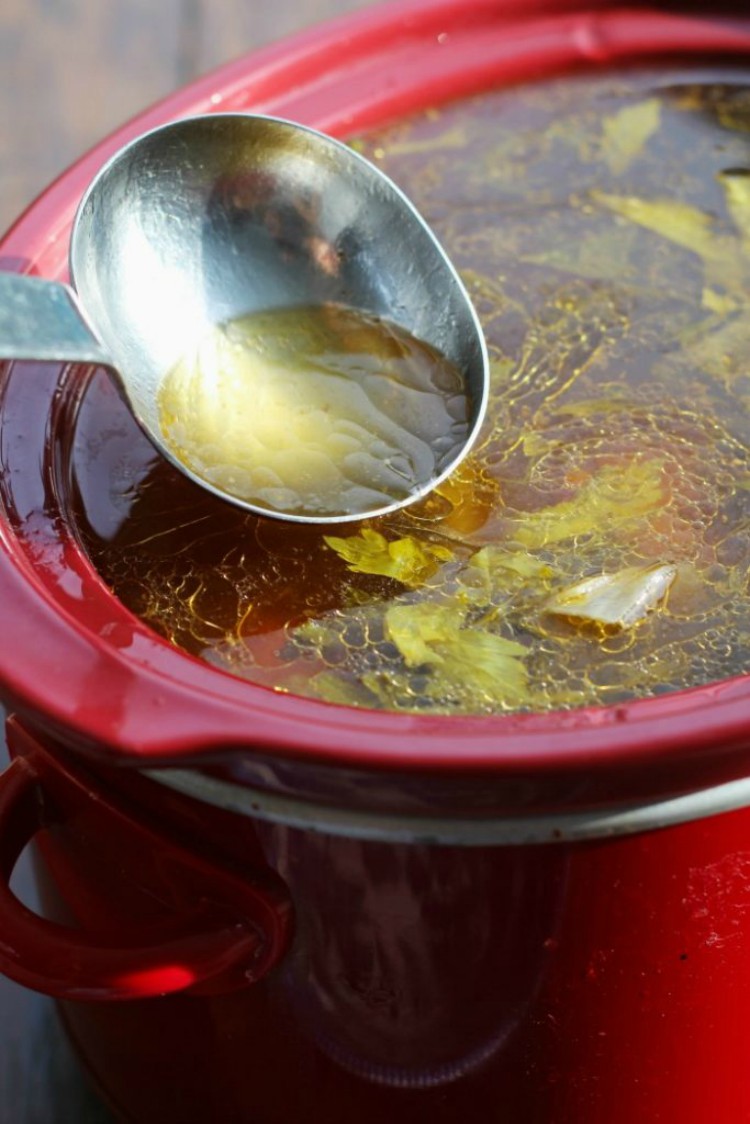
[0,113,488,523]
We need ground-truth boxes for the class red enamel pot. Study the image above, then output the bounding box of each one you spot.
[2,2,750,1121]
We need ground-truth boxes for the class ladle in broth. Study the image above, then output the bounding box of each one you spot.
[0,114,488,523]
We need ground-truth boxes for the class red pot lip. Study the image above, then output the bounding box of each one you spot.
[2,0,750,782]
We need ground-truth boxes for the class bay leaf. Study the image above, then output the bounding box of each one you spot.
[591,189,747,293]
[384,601,530,707]
[509,458,666,550]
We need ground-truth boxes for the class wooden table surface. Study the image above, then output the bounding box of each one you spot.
[0,0,372,238]
[0,5,371,1119]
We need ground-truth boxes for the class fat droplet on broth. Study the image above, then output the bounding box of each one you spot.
[157,304,470,518]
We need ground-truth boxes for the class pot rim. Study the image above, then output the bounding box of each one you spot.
[147,764,750,844]
[2,0,750,790]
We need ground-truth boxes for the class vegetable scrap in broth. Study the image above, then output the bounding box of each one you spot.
[544,564,678,628]
[71,68,750,715]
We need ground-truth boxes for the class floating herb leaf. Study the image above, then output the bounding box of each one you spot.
[509,459,667,549]
[591,191,720,261]
[718,168,750,247]
[461,546,554,600]
[384,601,530,708]
[324,528,453,586]
[600,98,661,175]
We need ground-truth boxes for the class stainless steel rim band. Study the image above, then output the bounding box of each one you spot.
[146,767,750,846]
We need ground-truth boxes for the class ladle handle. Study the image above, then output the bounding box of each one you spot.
[0,718,293,1001]
[0,272,110,366]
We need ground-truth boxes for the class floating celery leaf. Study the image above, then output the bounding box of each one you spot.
[591,188,750,297]
[701,287,740,315]
[324,528,453,586]
[508,459,667,550]
[600,98,661,175]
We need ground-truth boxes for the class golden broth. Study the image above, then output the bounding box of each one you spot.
[158,304,470,519]
[72,67,750,714]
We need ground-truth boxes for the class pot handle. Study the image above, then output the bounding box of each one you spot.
[0,725,293,1002]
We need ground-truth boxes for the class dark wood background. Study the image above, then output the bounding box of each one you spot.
[0,4,370,1119]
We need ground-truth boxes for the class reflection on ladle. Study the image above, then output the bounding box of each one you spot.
[0,114,488,524]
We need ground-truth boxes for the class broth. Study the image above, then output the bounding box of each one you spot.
[158,304,470,519]
[71,67,750,715]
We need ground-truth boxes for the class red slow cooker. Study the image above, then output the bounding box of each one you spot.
[2,1,750,1121]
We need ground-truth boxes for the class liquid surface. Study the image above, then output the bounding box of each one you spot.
[158,304,469,519]
[71,66,750,715]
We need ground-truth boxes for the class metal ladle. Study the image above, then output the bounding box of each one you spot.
[0,114,488,524]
